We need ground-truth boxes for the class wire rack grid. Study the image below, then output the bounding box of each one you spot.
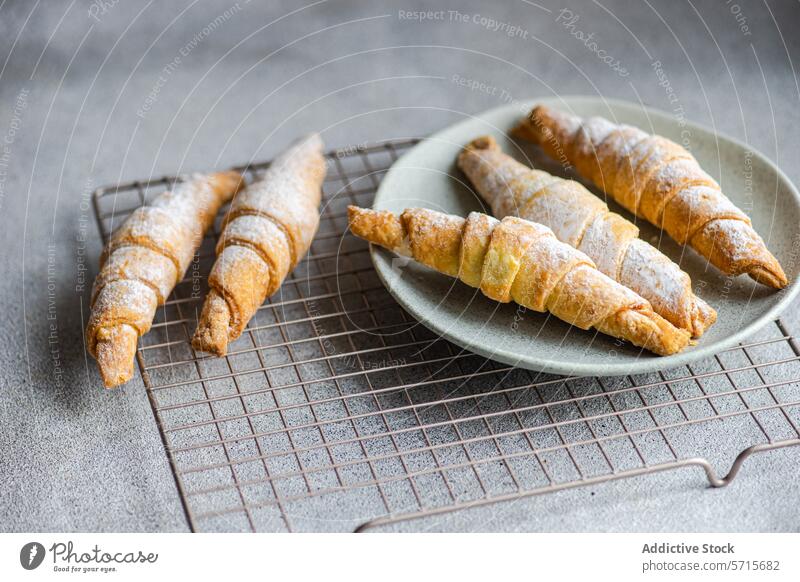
[91,138,800,533]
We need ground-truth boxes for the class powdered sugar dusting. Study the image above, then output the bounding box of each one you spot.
[559,110,782,282]
[620,239,689,319]
[89,279,158,340]
[89,173,239,356]
[354,205,686,353]
[198,134,326,344]
[461,125,712,334]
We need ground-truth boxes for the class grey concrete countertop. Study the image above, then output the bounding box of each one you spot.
[1,0,799,532]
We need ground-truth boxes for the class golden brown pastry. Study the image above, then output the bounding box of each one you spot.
[348,206,691,356]
[458,135,716,337]
[514,105,787,289]
[192,134,326,356]
[87,171,245,387]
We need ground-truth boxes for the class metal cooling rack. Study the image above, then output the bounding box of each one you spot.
[91,139,800,532]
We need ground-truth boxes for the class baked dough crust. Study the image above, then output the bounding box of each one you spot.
[458,135,716,337]
[514,105,787,289]
[192,134,326,356]
[348,206,690,356]
[87,171,244,387]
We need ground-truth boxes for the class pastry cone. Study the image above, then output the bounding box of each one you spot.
[514,105,787,289]
[348,206,691,356]
[192,134,326,356]
[87,171,245,387]
[458,136,716,338]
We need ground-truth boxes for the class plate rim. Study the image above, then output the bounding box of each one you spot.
[369,96,800,376]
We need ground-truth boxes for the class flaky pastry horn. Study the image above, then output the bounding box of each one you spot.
[514,105,787,289]
[458,135,716,337]
[192,134,326,356]
[349,206,691,356]
[87,171,244,387]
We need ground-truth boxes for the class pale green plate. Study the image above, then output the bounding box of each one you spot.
[370,96,800,376]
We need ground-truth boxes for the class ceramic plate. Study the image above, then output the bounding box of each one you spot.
[369,96,800,376]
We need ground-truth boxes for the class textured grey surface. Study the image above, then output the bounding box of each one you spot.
[0,0,799,532]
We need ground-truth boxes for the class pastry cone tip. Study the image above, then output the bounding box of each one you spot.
[510,104,548,142]
[210,169,244,181]
[602,308,690,357]
[208,170,246,195]
[347,205,377,239]
[93,324,139,388]
[690,297,717,338]
[347,205,409,254]
[284,132,324,156]
[458,136,500,169]
[347,204,378,222]
[748,264,788,289]
[300,132,324,148]
[192,291,232,356]
[464,135,498,151]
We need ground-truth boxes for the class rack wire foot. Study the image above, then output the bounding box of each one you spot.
[354,438,800,532]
